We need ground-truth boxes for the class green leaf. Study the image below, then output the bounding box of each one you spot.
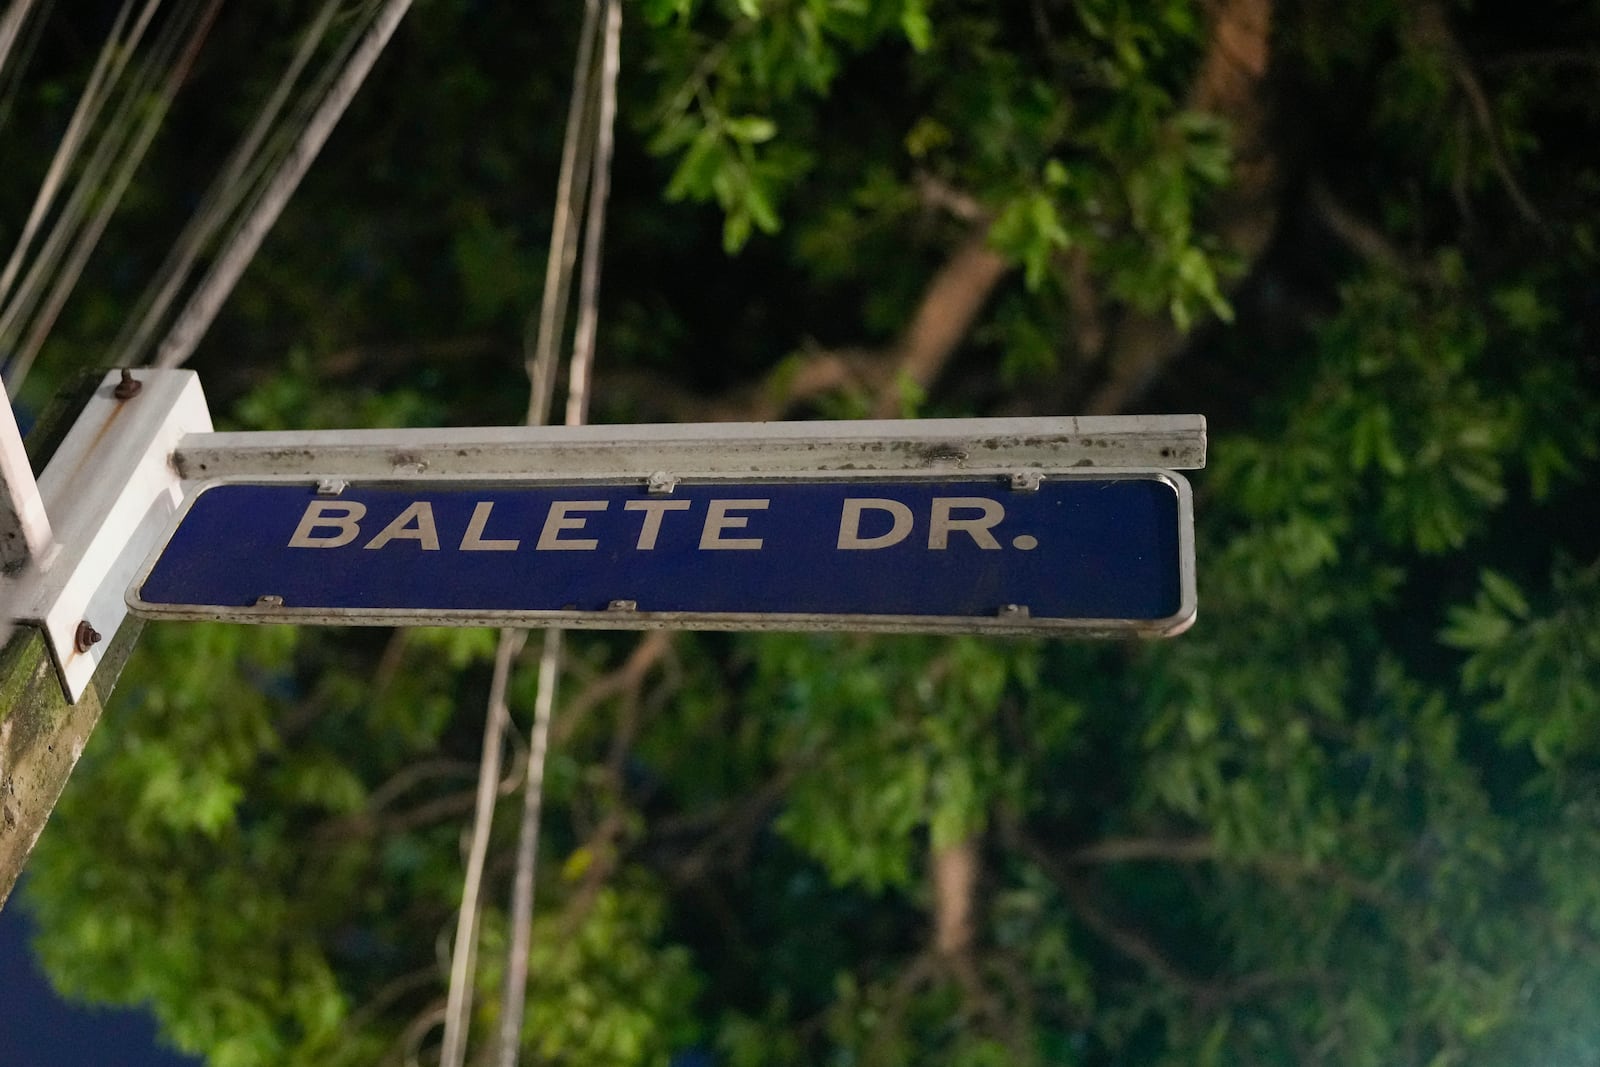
[724,115,778,144]
[900,0,932,52]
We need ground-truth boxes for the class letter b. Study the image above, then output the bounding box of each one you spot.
[288,500,367,548]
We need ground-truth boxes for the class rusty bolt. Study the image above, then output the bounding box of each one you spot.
[74,621,103,653]
[113,368,142,400]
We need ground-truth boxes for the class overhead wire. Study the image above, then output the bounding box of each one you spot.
[0,0,159,322]
[108,0,349,369]
[153,0,414,370]
[4,0,224,387]
[434,626,526,1067]
[436,1,622,1063]
[0,0,40,87]
[492,626,562,1067]
[562,0,619,430]
[433,0,606,1039]
[0,0,51,132]
[499,5,619,1063]
[6,1,620,1059]
[523,0,602,427]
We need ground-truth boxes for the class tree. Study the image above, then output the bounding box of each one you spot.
[8,0,1600,1064]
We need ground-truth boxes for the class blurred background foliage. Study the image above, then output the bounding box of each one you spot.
[4,0,1600,1063]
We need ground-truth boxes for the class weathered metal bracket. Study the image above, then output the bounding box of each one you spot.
[170,413,1207,481]
[1,370,212,701]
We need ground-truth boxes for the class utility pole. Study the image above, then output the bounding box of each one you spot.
[0,385,118,909]
[1,370,209,907]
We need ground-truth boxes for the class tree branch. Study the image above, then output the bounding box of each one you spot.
[933,835,979,958]
[1085,0,1278,416]
[552,629,674,746]
[873,234,1009,417]
[1308,180,1419,277]
[1017,826,1205,991]
[593,207,1008,422]
[1411,0,1545,228]
[1068,835,1217,865]
[1011,823,1317,1007]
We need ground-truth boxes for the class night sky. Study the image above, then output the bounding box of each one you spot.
[0,889,199,1067]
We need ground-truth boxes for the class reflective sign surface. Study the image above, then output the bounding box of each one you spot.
[129,472,1194,636]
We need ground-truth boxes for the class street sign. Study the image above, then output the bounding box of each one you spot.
[127,470,1195,636]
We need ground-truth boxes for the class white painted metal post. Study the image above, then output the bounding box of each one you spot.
[0,378,53,574]
[2,369,212,700]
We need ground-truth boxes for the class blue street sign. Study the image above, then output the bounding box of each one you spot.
[128,472,1195,635]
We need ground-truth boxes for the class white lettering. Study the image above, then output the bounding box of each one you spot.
[625,498,691,549]
[538,500,607,550]
[364,501,441,550]
[837,498,913,550]
[928,497,1004,550]
[460,501,520,551]
[288,500,367,548]
[700,499,769,550]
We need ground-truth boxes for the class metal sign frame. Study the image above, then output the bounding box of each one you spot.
[168,413,1207,482]
[126,466,1197,638]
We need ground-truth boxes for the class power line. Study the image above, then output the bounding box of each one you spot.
[153,0,414,370]
[4,0,224,387]
[0,0,161,373]
[563,0,619,430]
[437,2,623,1063]
[498,9,620,1063]
[524,0,604,428]
[0,0,41,86]
[0,0,52,133]
[108,0,350,369]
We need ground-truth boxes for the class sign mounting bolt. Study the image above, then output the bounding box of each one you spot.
[1009,471,1043,491]
[73,621,102,653]
[316,478,348,496]
[255,595,285,608]
[607,599,638,612]
[113,369,142,400]
[647,471,677,494]
[997,604,1030,619]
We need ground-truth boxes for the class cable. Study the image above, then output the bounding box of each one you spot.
[524,0,603,428]
[0,0,160,315]
[5,0,223,387]
[436,627,525,1067]
[496,5,620,1065]
[0,0,52,133]
[109,0,349,368]
[0,0,40,86]
[154,0,414,369]
[563,0,619,430]
[492,628,561,1066]
[438,2,622,1061]
[435,13,606,1059]
[1,0,190,386]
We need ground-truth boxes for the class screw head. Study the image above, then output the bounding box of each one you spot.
[73,621,103,653]
[113,369,142,400]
